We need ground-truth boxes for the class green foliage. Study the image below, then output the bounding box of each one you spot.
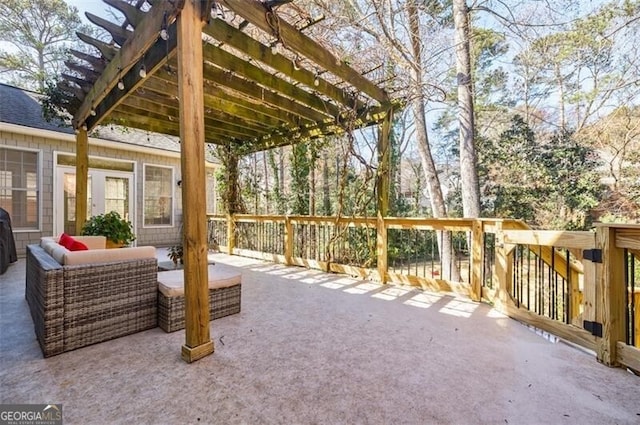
[213,146,246,214]
[290,142,310,215]
[81,211,135,245]
[167,245,183,267]
[479,115,602,229]
[0,0,82,91]
[267,149,287,214]
[41,79,72,124]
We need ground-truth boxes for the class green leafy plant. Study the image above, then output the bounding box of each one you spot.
[167,245,183,268]
[81,211,136,246]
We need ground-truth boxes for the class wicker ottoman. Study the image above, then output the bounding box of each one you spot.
[157,265,241,332]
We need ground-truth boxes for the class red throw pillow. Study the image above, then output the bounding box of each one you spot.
[58,232,73,248]
[68,239,88,251]
[58,233,88,251]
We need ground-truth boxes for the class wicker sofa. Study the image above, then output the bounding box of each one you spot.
[25,236,158,357]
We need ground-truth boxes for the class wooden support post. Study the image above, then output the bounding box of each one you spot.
[178,0,213,363]
[284,216,293,266]
[74,128,89,235]
[376,109,392,284]
[470,220,483,302]
[595,225,626,366]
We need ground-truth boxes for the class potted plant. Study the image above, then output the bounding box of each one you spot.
[81,211,136,248]
[167,245,183,268]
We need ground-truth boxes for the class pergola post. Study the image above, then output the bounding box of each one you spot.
[376,108,393,284]
[74,128,89,235]
[178,0,213,363]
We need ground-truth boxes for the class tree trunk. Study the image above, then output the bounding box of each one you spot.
[555,63,567,130]
[38,48,45,92]
[407,0,460,282]
[453,0,481,218]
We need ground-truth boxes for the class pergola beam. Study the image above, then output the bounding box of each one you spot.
[85,12,132,46]
[73,0,185,129]
[83,21,178,130]
[121,91,272,134]
[204,19,364,110]
[136,77,289,128]
[76,32,118,60]
[106,111,180,138]
[108,109,236,143]
[202,43,342,118]
[117,97,265,139]
[103,0,147,28]
[69,49,107,73]
[202,64,330,123]
[219,0,390,105]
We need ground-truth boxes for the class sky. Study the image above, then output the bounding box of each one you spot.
[66,0,110,23]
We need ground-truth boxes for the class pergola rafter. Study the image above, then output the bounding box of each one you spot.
[53,0,399,363]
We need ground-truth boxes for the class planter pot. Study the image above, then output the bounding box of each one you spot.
[106,240,125,249]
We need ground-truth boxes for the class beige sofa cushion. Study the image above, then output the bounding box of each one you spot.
[157,265,241,297]
[63,246,156,266]
[73,236,106,250]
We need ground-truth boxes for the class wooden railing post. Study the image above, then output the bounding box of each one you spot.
[226,213,236,255]
[470,219,483,301]
[595,225,626,366]
[494,221,512,312]
[284,216,293,266]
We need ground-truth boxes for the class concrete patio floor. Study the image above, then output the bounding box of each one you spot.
[1,250,639,424]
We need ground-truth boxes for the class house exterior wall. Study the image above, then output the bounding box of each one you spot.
[1,127,217,257]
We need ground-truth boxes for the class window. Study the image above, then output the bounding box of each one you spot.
[144,165,173,226]
[0,148,39,230]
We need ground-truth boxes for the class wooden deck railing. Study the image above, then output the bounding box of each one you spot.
[207,214,640,372]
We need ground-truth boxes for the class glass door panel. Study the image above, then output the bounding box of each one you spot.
[62,173,91,235]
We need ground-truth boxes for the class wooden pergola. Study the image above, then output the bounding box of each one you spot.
[55,0,395,362]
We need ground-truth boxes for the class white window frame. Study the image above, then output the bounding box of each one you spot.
[142,163,175,228]
[0,146,42,232]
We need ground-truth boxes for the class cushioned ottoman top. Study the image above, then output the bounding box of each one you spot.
[157,265,241,297]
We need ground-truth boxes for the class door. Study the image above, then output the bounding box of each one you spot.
[55,167,134,236]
